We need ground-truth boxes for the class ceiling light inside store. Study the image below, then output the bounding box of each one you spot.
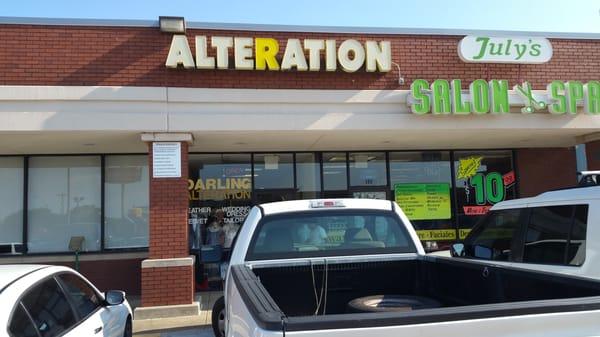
[264,155,279,170]
[355,154,369,168]
[159,16,186,33]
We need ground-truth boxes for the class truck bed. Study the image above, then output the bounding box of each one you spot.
[231,256,600,331]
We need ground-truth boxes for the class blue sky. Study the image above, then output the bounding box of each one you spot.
[1,0,599,33]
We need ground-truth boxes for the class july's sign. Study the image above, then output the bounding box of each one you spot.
[458,36,552,64]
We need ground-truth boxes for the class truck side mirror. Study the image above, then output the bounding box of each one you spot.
[450,243,465,257]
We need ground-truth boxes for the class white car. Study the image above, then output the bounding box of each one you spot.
[0,265,132,337]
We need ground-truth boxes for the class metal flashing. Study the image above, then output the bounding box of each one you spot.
[0,16,598,40]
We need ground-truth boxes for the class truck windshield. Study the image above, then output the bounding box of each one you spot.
[246,210,417,260]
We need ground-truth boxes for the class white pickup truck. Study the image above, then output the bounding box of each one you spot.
[223,199,600,337]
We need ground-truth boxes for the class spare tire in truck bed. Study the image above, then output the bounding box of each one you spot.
[347,295,441,313]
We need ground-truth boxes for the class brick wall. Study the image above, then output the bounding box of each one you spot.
[516,148,578,197]
[147,142,189,259]
[142,141,194,307]
[141,265,193,307]
[0,24,598,90]
[9,257,144,295]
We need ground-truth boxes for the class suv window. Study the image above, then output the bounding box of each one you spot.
[9,303,38,337]
[523,205,588,266]
[21,278,76,337]
[464,208,524,261]
[57,273,102,319]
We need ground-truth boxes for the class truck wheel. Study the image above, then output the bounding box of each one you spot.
[347,295,441,313]
[212,296,226,337]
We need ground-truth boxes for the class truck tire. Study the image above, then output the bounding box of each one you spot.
[347,295,441,313]
[212,296,226,337]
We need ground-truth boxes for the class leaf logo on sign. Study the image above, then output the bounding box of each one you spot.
[457,157,483,179]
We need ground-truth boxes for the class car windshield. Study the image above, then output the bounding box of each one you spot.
[246,210,417,260]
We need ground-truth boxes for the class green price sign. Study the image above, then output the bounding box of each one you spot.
[394,183,452,220]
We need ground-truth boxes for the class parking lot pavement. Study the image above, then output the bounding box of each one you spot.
[132,291,221,337]
[134,326,213,337]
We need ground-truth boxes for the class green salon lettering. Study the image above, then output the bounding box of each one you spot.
[431,79,451,114]
[489,80,509,113]
[470,79,490,114]
[408,79,600,116]
[410,79,430,115]
[451,79,471,114]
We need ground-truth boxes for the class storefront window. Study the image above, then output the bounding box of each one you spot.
[27,156,101,253]
[323,152,348,192]
[390,152,453,247]
[253,153,297,202]
[0,157,24,254]
[296,153,321,199]
[104,155,149,249]
[253,153,294,190]
[349,152,387,187]
[189,154,252,289]
[453,150,516,239]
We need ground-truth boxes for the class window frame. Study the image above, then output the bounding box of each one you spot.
[244,209,418,261]
[26,155,103,254]
[515,203,588,267]
[103,154,150,250]
[8,302,40,337]
[463,203,588,267]
[463,207,529,262]
[9,273,86,337]
[55,272,104,322]
[0,149,518,257]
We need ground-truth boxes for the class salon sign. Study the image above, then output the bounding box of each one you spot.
[409,79,600,115]
[458,36,553,64]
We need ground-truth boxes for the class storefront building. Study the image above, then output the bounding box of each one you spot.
[1,17,599,315]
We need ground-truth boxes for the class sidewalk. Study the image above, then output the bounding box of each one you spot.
[131,291,222,337]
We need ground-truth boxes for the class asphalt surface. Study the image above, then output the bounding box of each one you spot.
[135,326,213,337]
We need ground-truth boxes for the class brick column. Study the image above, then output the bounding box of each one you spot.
[515,147,578,197]
[137,133,197,317]
[585,140,600,170]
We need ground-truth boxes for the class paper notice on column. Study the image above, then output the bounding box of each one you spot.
[152,142,181,178]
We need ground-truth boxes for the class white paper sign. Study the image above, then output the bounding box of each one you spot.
[458,36,552,64]
[152,142,181,178]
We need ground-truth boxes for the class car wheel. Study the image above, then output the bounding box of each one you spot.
[212,296,226,337]
[123,316,132,337]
